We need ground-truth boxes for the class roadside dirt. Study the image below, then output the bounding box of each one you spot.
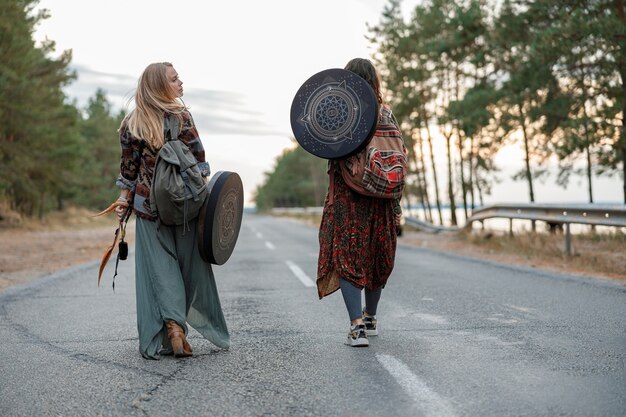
[0,214,623,294]
[0,215,135,293]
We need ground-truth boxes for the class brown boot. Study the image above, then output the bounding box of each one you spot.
[165,320,193,357]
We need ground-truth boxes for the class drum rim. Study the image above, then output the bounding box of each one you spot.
[197,171,243,265]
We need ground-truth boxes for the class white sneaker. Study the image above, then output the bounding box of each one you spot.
[363,313,378,336]
[345,323,369,347]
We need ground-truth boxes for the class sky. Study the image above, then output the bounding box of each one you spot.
[33,0,622,207]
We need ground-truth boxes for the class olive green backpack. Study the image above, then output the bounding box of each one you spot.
[150,114,208,228]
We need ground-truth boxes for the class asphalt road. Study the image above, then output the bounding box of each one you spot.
[1,213,625,417]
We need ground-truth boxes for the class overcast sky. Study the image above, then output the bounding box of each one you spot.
[34,0,419,205]
[33,0,621,206]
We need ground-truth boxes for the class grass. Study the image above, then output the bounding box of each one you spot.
[458,228,626,281]
[0,205,118,231]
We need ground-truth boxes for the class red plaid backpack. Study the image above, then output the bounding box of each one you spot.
[337,105,407,199]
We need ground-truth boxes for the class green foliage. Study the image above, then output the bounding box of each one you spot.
[70,89,125,210]
[366,0,625,210]
[0,0,78,217]
[0,1,124,217]
[254,142,328,211]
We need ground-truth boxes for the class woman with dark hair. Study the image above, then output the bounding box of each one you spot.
[113,62,230,359]
[317,58,404,347]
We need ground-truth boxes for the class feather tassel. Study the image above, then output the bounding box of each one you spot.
[98,228,120,287]
[92,201,128,217]
[95,200,132,287]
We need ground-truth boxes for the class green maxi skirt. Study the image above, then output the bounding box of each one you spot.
[134,216,230,359]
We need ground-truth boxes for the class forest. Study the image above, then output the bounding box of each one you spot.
[255,0,625,226]
[0,0,123,219]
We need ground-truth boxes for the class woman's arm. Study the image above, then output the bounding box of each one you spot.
[115,123,139,218]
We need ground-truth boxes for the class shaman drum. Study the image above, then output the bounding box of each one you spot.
[290,68,379,159]
[197,171,244,265]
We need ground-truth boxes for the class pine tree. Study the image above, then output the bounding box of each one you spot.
[0,0,78,217]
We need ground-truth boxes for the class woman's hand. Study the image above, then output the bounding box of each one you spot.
[115,197,130,220]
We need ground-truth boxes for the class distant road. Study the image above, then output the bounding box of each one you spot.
[1,214,624,416]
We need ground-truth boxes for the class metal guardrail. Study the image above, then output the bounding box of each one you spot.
[467,203,626,228]
[466,203,625,255]
[403,216,460,233]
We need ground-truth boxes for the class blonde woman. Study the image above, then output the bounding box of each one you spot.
[114,62,229,359]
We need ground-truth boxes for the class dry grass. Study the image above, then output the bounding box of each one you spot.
[0,204,114,231]
[402,226,626,282]
[0,205,132,293]
[21,206,115,231]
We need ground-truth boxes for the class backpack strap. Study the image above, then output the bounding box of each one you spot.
[164,113,181,142]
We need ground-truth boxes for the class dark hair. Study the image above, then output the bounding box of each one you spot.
[345,58,383,104]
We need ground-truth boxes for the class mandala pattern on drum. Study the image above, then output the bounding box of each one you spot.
[301,81,358,143]
[218,190,239,250]
[291,68,379,159]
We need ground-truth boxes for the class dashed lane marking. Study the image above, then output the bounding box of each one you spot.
[285,260,315,288]
[376,354,457,417]
[265,241,275,250]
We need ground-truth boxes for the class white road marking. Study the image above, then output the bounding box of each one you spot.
[504,304,536,314]
[376,354,457,417]
[256,232,263,239]
[265,241,275,250]
[285,260,315,288]
[421,297,434,301]
[487,317,519,324]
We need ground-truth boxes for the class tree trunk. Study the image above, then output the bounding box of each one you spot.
[454,65,468,221]
[415,127,433,222]
[405,140,419,219]
[469,134,476,210]
[622,140,626,204]
[610,0,625,202]
[585,144,594,203]
[520,119,535,202]
[621,79,626,203]
[457,130,468,221]
[476,169,485,206]
[445,131,458,226]
[519,105,535,231]
[422,104,444,225]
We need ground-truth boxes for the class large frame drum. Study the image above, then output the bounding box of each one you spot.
[290,68,379,160]
[197,171,244,265]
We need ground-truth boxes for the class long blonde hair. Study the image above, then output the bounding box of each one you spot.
[123,62,185,149]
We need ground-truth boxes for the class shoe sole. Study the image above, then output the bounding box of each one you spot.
[346,337,369,347]
[366,328,378,336]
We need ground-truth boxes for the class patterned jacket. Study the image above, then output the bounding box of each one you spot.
[116,111,210,221]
